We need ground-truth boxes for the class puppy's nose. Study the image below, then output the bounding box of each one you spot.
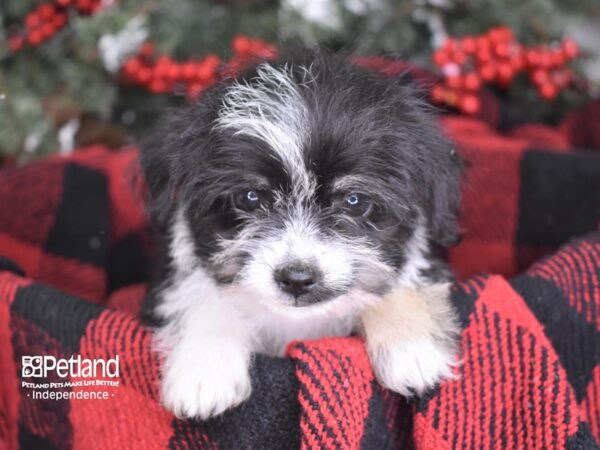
[274,264,319,298]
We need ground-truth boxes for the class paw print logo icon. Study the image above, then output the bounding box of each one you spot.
[22,356,43,377]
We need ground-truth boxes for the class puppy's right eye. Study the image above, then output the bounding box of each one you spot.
[234,190,269,212]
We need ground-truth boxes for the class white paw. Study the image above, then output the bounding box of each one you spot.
[369,339,457,396]
[160,346,252,420]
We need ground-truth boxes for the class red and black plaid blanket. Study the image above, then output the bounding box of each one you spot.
[1,91,600,448]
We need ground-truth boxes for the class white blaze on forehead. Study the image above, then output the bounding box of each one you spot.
[215,63,313,193]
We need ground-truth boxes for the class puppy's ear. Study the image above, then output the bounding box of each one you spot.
[139,130,176,230]
[389,82,463,248]
[139,102,204,230]
[426,140,463,247]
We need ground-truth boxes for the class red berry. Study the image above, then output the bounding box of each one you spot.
[53,12,67,29]
[494,42,509,58]
[497,63,514,85]
[539,82,558,100]
[38,4,56,19]
[453,50,467,65]
[122,58,142,77]
[476,36,491,50]
[137,67,152,84]
[463,72,481,91]
[479,64,496,82]
[446,75,462,89]
[154,56,172,78]
[487,26,513,42]
[166,63,182,80]
[525,50,541,68]
[476,47,492,64]
[57,0,71,5]
[442,38,457,54]
[203,54,221,70]
[25,13,41,29]
[509,54,524,72]
[459,94,480,114]
[550,51,565,68]
[89,0,102,13]
[181,62,196,81]
[247,39,277,59]
[488,27,505,45]
[433,49,449,67]
[139,42,155,58]
[232,35,251,56]
[195,63,215,82]
[76,0,92,14]
[461,36,477,54]
[538,50,552,69]
[248,40,267,57]
[27,30,44,46]
[149,78,170,94]
[40,23,55,39]
[496,26,514,41]
[562,38,579,59]
[531,69,549,86]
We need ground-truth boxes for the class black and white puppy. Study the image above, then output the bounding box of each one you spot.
[141,51,462,420]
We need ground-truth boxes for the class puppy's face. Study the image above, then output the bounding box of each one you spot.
[143,55,461,311]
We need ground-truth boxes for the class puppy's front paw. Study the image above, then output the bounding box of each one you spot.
[160,345,252,420]
[361,283,459,396]
[369,338,456,396]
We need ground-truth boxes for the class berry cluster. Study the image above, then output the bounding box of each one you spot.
[227,35,278,75]
[120,36,277,99]
[8,0,104,51]
[432,26,579,114]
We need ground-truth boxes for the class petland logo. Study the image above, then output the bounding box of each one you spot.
[22,355,119,378]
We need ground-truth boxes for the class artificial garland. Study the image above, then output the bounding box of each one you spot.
[120,36,277,99]
[431,26,579,114]
[7,5,581,115]
[8,0,105,50]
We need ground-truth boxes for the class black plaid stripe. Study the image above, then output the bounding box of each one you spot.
[199,354,300,449]
[511,274,600,402]
[565,422,600,450]
[44,163,109,268]
[11,283,104,352]
[10,283,105,450]
[11,316,74,450]
[517,150,600,247]
[0,257,25,277]
[18,424,62,450]
[107,233,149,292]
[361,385,413,449]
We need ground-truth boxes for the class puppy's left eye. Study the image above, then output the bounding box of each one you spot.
[345,193,360,207]
[334,192,372,217]
[234,190,270,212]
